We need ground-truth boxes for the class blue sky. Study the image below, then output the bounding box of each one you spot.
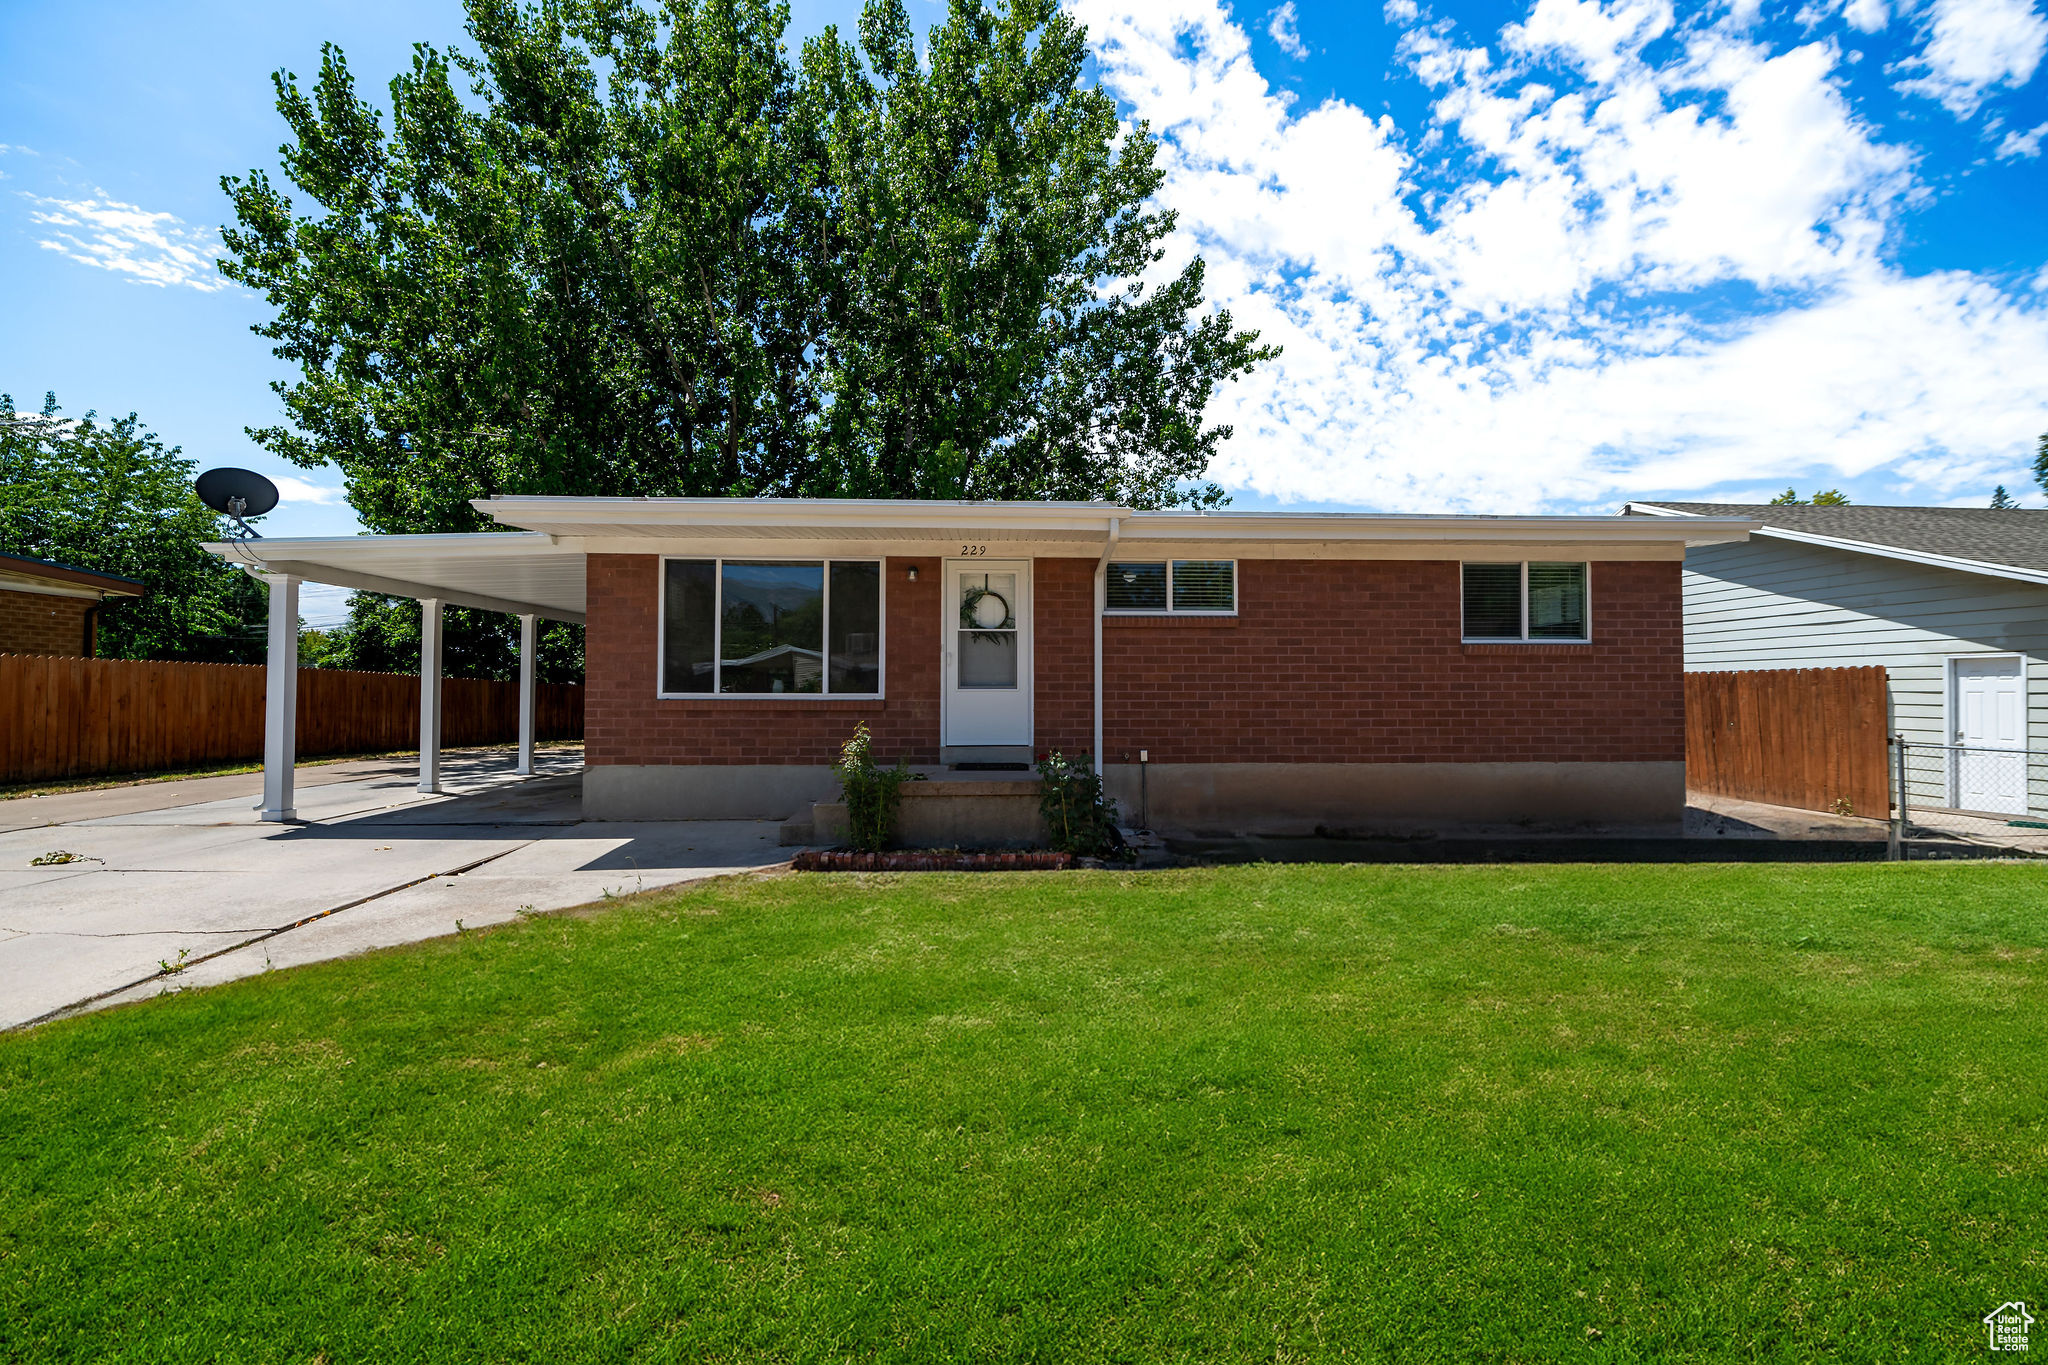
[5,0,2046,606]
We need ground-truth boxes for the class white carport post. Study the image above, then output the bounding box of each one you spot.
[516,612,537,776]
[258,572,300,822]
[419,598,444,794]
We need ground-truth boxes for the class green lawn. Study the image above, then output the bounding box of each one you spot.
[4,864,2046,1362]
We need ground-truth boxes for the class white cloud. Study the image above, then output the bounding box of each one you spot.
[21,192,228,292]
[1843,0,1888,31]
[1895,0,2048,115]
[270,475,349,507]
[1069,0,2048,512]
[1995,116,2048,153]
[1267,1,1309,57]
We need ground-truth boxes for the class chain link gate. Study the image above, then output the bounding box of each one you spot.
[1891,737,2048,858]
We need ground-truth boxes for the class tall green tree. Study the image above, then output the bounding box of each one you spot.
[1767,487,1850,506]
[221,0,818,535]
[219,0,1270,530]
[0,395,267,662]
[798,0,1272,505]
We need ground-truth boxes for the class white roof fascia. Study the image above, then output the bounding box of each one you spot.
[204,532,587,623]
[477,496,1752,548]
[1622,501,2048,587]
[474,496,1136,539]
[0,575,111,602]
[1118,512,1754,547]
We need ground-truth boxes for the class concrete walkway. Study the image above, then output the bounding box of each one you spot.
[0,748,794,1030]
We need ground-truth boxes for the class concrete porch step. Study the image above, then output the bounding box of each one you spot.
[791,777,1048,850]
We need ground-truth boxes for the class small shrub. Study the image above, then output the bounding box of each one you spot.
[1037,750,1125,859]
[834,723,921,851]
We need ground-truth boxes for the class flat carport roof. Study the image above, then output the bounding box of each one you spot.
[203,532,587,824]
[206,532,586,623]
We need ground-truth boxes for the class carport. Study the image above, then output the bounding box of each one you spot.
[207,532,588,822]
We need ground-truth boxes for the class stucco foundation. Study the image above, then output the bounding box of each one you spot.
[588,759,1684,833]
[1103,761,1685,836]
[585,764,839,821]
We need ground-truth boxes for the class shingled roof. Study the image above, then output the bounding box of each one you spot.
[1627,502,2048,577]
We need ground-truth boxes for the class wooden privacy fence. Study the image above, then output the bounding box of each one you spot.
[1685,666,1890,817]
[0,654,582,784]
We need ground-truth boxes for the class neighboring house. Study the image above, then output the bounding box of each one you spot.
[0,552,145,657]
[1625,502,2048,817]
[207,498,1750,832]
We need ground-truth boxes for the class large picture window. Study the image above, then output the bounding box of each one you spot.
[1105,560,1237,614]
[660,558,883,696]
[1461,562,1589,642]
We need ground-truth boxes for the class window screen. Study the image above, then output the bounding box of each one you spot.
[828,561,881,693]
[662,560,716,693]
[1527,563,1587,640]
[1171,561,1235,612]
[1107,562,1167,610]
[1461,563,1523,640]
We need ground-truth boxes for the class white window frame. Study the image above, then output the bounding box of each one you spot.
[1460,561,1593,644]
[656,555,886,700]
[1102,559,1239,616]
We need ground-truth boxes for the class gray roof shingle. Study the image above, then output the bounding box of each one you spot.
[1630,502,2048,575]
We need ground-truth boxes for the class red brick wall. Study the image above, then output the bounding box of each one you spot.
[586,554,1684,767]
[584,554,942,767]
[1030,557,1684,766]
[0,589,92,657]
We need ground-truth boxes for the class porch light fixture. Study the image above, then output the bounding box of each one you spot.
[907,565,918,581]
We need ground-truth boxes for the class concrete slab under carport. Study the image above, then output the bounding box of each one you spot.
[0,749,799,1030]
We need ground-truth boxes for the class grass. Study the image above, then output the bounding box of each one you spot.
[3,863,2045,1362]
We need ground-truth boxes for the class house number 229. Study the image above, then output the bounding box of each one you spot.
[960,544,987,556]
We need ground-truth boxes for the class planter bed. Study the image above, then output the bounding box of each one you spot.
[793,849,1073,872]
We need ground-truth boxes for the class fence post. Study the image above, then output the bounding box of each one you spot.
[1890,734,1907,862]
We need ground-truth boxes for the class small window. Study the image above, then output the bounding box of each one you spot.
[1462,562,1589,642]
[1172,561,1235,612]
[1106,562,1167,611]
[660,558,883,696]
[1106,560,1236,614]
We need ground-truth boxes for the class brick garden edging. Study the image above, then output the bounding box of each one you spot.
[792,850,1074,872]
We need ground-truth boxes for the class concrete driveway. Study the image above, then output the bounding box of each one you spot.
[0,748,795,1029]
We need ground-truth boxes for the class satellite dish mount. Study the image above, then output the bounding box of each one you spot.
[194,468,281,540]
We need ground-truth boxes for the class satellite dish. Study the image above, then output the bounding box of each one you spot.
[194,467,279,539]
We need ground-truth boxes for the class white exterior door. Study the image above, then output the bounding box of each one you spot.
[943,560,1031,748]
[1953,656,2027,815]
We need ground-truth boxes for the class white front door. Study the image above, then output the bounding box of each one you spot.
[943,560,1032,748]
[1953,655,2027,815]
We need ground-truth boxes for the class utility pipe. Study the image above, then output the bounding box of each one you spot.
[1093,516,1121,777]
